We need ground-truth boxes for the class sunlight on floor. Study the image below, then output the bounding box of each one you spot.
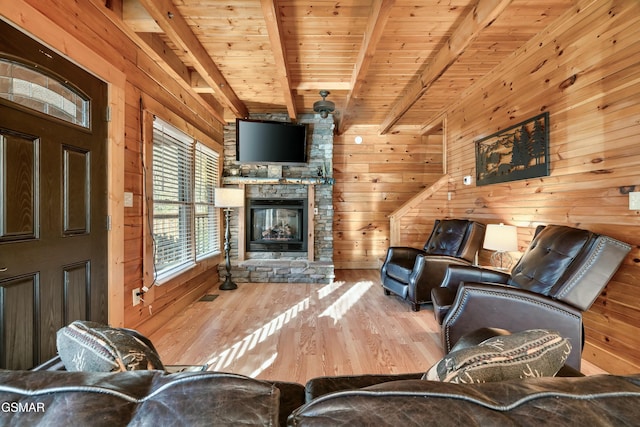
[204,279,368,376]
[206,296,310,371]
[319,280,375,324]
[317,280,346,299]
[249,352,278,378]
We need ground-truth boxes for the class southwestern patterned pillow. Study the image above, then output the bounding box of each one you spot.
[57,320,164,372]
[424,329,571,383]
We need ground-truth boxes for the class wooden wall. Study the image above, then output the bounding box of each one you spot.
[2,0,225,335]
[333,126,444,268]
[390,0,640,373]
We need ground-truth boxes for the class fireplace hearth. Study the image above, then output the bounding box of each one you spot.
[246,198,307,252]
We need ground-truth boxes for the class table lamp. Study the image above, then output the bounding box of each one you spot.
[483,223,518,270]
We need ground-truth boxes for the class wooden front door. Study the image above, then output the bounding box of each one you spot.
[0,20,108,369]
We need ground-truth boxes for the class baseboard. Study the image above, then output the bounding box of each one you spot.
[133,278,213,337]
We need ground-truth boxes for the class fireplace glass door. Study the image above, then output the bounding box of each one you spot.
[247,199,306,251]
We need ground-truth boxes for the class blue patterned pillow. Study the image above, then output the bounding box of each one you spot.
[57,320,164,372]
[424,329,571,383]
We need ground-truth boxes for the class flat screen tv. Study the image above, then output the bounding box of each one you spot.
[236,118,308,163]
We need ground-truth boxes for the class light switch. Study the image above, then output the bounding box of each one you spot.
[629,192,640,210]
[124,192,134,208]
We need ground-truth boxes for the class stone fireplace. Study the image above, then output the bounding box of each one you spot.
[218,113,334,284]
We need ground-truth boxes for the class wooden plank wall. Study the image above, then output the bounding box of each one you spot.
[333,126,444,268]
[395,179,450,249]
[4,0,225,335]
[394,0,640,373]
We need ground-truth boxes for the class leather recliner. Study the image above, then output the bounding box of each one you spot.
[431,224,631,371]
[381,219,486,311]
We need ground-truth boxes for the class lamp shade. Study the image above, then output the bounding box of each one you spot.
[214,188,244,208]
[483,223,518,252]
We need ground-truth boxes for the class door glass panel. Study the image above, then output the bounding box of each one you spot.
[0,58,89,128]
[0,131,39,241]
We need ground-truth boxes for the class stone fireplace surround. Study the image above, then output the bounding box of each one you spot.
[218,113,334,284]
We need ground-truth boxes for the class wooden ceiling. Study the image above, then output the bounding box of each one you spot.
[123,0,576,134]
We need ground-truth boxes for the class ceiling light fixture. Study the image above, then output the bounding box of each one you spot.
[313,90,335,118]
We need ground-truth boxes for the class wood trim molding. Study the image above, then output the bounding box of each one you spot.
[421,113,448,174]
[307,185,315,261]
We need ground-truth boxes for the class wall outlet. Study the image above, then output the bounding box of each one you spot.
[629,192,640,210]
[124,192,134,208]
[132,288,141,306]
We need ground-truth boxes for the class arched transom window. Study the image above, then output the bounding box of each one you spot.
[0,58,89,128]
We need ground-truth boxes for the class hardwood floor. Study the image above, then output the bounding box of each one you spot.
[149,269,606,384]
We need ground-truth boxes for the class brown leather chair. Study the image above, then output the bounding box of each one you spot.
[381,219,486,311]
[431,224,631,371]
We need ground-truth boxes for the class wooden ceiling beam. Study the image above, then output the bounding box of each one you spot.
[135,33,225,122]
[294,82,351,91]
[137,0,249,118]
[338,0,395,134]
[137,32,191,85]
[122,0,161,33]
[191,73,216,94]
[260,0,297,120]
[379,0,513,134]
[97,0,226,125]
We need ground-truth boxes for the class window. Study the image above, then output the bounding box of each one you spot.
[194,142,220,259]
[0,58,89,127]
[152,117,220,281]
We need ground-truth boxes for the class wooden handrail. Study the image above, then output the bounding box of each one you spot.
[388,174,449,246]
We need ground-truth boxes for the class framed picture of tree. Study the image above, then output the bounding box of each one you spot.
[475,112,550,186]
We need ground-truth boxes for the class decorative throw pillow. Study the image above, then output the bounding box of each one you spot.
[423,329,571,383]
[57,320,164,372]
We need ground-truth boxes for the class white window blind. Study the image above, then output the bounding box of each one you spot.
[153,118,194,278]
[194,142,219,259]
[152,117,221,281]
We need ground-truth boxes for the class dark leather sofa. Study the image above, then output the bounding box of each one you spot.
[290,374,640,426]
[2,356,639,426]
[293,327,640,425]
[0,370,283,426]
[4,326,638,426]
[293,328,640,425]
[0,366,305,427]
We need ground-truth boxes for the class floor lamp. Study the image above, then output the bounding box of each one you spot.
[483,223,518,270]
[214,187,244,290]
